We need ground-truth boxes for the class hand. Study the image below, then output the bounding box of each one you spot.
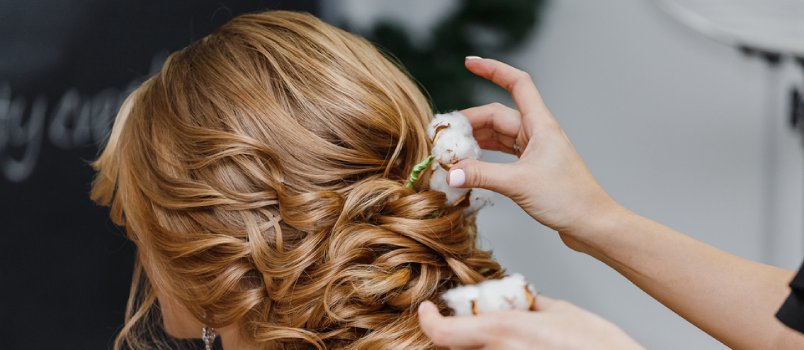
[449,57,622,241]
[418,295,644,350]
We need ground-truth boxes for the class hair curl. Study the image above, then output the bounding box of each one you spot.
[92,10,503,350]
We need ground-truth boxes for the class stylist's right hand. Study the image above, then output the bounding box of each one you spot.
[450,57,620,243]
[418,295,643,350]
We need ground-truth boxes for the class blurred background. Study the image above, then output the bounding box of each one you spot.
[2,0,803,349]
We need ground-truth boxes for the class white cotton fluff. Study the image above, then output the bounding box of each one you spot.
[429,166,469,205]
[427,111,474,140]
[464,188,494,215]
[431,130,481,169]
[443,274,538,316]
[475,274,535,313]
[428,111,482,207]
[428,111,480,169]
[442,285,479,317]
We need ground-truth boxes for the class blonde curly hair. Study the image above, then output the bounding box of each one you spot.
[91,10,503,349]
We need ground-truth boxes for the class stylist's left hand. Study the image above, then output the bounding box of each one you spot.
[418,295,644,350]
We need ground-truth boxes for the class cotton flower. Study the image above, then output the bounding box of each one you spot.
[475,273,537,313]
[428,111,481,207]
[427,111,474,140]
[442,274,538,316]
[428,111,480,170]
[442,285,479,317]
[464,188,494,215]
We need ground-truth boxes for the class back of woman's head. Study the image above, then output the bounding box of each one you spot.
[92,10,503,349]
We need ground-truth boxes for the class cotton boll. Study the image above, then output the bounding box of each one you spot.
[429,166,469,204]
[443,273,538,316]
[428,111,479,167]
[464,188,494,215]
[431,128,481,167]
[427,111,474,139]
[475,280,516,313]
[426,111,481,207]
[442,285,480,316]
[476,274,536,313]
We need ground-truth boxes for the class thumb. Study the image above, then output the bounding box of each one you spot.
[534,294,559,311]
[447,158,516,195]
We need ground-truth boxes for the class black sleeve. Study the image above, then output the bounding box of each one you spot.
[776,260,804,334]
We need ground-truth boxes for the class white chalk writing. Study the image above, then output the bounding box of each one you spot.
[0,53,166,183]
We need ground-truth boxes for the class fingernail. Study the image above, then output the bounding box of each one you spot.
[465,55,482,60]
[418,301,431,313]
[448,169,465,187]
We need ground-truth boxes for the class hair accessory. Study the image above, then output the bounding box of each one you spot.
[202,325,217,350]
[425,112,493,215]
[405,112,494,215]
[442,273,538,316]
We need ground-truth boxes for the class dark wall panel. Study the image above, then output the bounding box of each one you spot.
[0,1,319,348]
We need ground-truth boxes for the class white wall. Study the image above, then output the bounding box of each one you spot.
[324,1,804,349]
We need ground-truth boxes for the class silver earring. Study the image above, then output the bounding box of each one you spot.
[202,325,217,350]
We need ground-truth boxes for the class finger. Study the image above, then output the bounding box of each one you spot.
[534,294,560,311]
[477,139,516,155]
[464,57,548,123]
[447,159,518,194]
[474,128,517,151]
[473,128,517,148]
[418,301,490,348]
[461,103,521,139]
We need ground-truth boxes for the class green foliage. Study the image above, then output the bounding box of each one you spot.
[406,155,434,189]
[361,0,546,110]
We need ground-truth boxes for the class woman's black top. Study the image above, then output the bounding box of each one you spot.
[777,260,804,333]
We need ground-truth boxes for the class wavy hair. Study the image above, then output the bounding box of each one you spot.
[91,10,503,349]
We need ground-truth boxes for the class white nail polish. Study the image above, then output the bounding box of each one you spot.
[465,55,482,60]
[448,169,466,187]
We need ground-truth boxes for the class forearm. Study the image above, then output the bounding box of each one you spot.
[571,206,800,349]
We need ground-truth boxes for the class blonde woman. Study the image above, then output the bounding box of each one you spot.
[91,11,504,350]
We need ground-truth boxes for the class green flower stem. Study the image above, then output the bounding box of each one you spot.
[405,155,434,189]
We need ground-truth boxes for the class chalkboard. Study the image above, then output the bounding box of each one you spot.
[0,1,319,348]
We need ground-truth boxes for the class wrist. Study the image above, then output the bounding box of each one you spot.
[559,199,635,254]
